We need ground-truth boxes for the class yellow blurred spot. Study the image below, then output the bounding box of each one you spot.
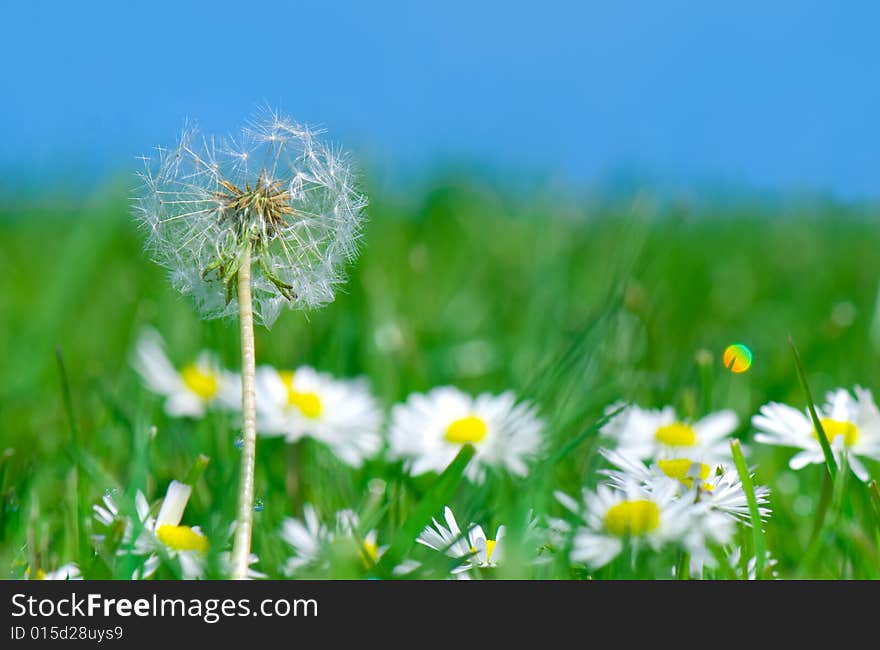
[156,524,209,553]
[722,343,752,373]
[604,500,660,537]
[278,370,322,418]
[655,422,697,447]
[658,458,713,490]
[181,364,219,399]
[445,415,488,444]
[817,418,859,447]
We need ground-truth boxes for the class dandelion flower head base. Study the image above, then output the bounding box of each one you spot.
[135,107,367,326]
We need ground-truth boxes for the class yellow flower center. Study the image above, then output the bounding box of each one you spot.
[816,418,859,447]
[603,500,661,537]
[156,524,209,553]
[655,422,697,447]
[658,458,713,490]
[445,415,488,444]
[362,539,379,564]
[485,539,497,561]
[25,567,47,580]
[469,539,498,563]
[278,371,322,418]
[181,364,219,400]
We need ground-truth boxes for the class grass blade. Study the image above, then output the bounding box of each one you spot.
[730,439,766,578]
[376,444,476,576]
[789,335,837,478]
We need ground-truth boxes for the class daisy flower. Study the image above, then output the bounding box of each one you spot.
[255,365,382,467]
[559,480,706,570]
[600,402,738,464]
[93,481,208,579]
[752,386,880,481]
[133,328,238,418]
[416,506,505,579]
[389,387,544,482]
[25,564,82,580]
[600,448,771,523]
[280,505,389,576]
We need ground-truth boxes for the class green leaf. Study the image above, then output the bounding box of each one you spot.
[730,439,767,579]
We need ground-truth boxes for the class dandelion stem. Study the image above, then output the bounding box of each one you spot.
[231,243,258,579]
[730,439,766,578]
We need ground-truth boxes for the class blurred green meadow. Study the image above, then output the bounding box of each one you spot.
[2,179,880,579]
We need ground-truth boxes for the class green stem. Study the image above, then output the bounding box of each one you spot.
[730,440,766,579]
[230,243,258,579]
[789,336,837,478]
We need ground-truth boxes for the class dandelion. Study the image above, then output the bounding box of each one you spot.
[133,327,238,417]
[600,403,738,464]
[255,365,382,467]
[388,387,544,482]
[416,506,505,579]
[134,107,367,578]
[752,386,880,481]
[93,481,208,579]
[280,504,389,576]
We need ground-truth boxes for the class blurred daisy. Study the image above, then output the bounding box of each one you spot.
[25,564,82,580]
[416,506,505,579]
[255,366,382,467]
[133,328,238,418]
[389,387,544,482]
[600,448,771,523]
[281,505,389,576]
[752,386,880,481]
[600,403,738,464]
[559,480,705,570]
[726,547,779,580]
[93,481,208,579]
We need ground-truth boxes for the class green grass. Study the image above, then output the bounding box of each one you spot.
[2,180,880,579]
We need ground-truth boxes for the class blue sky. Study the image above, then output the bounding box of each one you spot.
[3,1,879,199]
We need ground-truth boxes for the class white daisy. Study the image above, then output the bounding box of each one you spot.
[752,386,880,481]
[600,403,738,464]
[389,387,544,482]
[93,481,208,579]
[559,480,703,570]
[255,365,382,467]
[133,328,238,418]
[280,505,388,576]
[726,547,779,580]
[600,448,771,523]
[25,563,82,580]
[416,506,505,579]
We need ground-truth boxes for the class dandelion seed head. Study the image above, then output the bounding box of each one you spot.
[133,107,367,326]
